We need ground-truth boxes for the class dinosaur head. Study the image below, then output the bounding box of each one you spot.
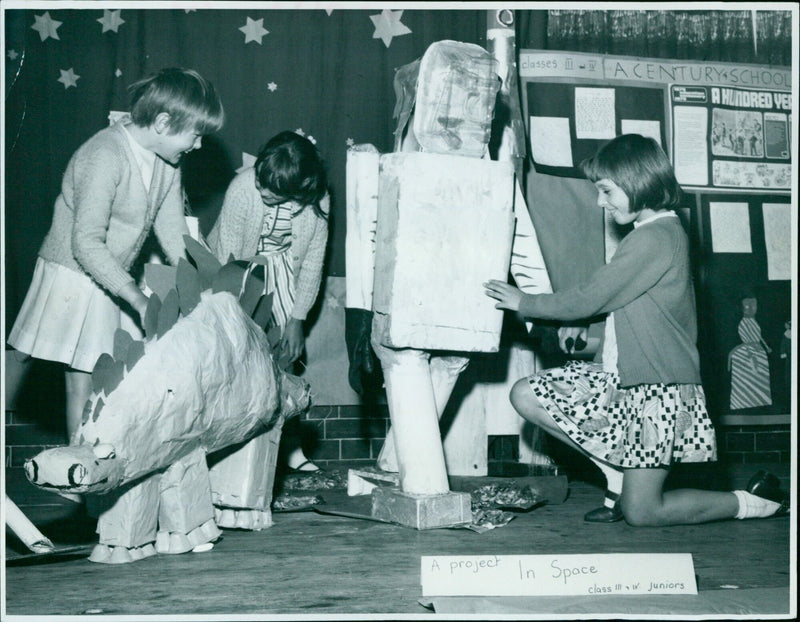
[24,443,125,494]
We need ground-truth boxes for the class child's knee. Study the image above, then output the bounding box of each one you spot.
[621,497,661,527]
[509,378,532,413]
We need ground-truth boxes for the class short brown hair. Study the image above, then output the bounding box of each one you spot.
[580,134,682,212]
[128,67,224,135]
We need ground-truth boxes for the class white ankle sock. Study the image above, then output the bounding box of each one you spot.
[733,489,781,519]
[591,458,623,508]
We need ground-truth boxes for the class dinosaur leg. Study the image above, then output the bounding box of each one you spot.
[208,418,285,531]
[156,447,221,554]
[87,475,160,564]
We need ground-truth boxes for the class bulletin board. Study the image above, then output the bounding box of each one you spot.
[519,50,794,419]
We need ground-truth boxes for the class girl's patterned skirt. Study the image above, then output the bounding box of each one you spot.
[527,360,717,468]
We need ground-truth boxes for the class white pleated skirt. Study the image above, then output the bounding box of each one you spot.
[8,257,142,372]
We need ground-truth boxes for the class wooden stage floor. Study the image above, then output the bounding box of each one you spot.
[3,465,795,619]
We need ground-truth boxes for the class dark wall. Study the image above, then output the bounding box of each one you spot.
[6,8,532,333]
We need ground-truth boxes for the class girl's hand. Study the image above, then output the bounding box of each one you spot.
[483,280,523,312]
[117,282,150,326]
[281,318,305,363]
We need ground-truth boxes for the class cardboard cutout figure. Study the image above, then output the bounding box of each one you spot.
[728,295,773,411]
[25,238,311,563]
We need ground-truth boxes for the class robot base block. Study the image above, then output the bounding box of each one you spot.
[371,486,471,530]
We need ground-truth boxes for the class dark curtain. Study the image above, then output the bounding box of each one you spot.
[543,9,792,65]
[4,8,486,331]
[4,8,792,333]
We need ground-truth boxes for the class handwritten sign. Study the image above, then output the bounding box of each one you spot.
[421,554,697,597]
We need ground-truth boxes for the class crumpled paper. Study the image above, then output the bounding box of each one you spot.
[26,291,292,493]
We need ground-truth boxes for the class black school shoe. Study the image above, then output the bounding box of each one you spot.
[583,505,624,523]
[747,469,790,516]
[584,488,624,523]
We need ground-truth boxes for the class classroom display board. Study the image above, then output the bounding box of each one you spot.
[519,50,793,418]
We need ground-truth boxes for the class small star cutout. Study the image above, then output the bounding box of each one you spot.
[295,128,306,136]
[324,292,341,308]
[325,9,333,16]
[236,152,257,174]
[31,12,62,42]
[370,9,411,48]
[239,17,269,45]
[57,68,80,89]
[115,68,123,78]
[97,9,125,33]
[7,49,19,60]
[267,82,277,92]
[346,138,355,147]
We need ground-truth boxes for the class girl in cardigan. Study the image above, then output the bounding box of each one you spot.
[8,67,224,442]
[484,134,787,526]
[207,130,329,472]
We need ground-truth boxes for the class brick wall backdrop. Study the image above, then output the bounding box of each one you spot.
[4,353,792,486]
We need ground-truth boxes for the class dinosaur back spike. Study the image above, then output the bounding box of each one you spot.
[113,328,134,361]
[176,257,202,316]
[157,289,181,338]
[143,293,162,341]
[144,264,178,301]
[184,235,222,290]
[92,397,105,423]
[212,260,249,297]
[105,360,126,395]
[125,340,145,372]
[91,353,115,394]
[240,266,266,317]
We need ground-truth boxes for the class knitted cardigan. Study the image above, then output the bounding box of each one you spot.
[206,167,329,321]
[37,122,188,295]
[519,216,701,387]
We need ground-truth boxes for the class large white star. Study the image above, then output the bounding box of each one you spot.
[57,68,80,89]
[370,9,411,48]
[31,12,62,42]
[239,17,269,45]
[236,152,257,174]
[97,9,125,33]
[267,82,278,92]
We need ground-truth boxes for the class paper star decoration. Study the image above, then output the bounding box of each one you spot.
[267,82,278,92]
[57,68,80,89]
[31,12,62,42]
[98,9,125,33]
[115,68,123,77]
[370,9,411,48]
[8,49,19,60]
[236,152,257,174]
[239,17,269,45]
[346,138,355,147]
